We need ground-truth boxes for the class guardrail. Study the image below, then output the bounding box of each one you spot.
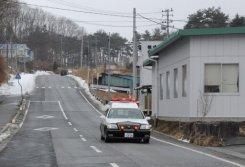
[90,84,131,92]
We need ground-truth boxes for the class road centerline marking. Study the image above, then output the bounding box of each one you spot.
[57,101,68,120]
[90,146,102,153]
[81,138,87,142]
[68,122,72,126]
[110,163,119,167]
[73,128,78,132]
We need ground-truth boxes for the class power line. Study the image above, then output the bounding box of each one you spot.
[17,1,133,18]
[137,13,161,25]
[18,1,163,20]
[15,17,159,28]
[45,0,162,16]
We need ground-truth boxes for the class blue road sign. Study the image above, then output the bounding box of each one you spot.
[15,73,21,80]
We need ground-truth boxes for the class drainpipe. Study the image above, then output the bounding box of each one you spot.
[147,56,159,125]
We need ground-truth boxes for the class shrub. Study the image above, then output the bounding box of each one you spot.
[0,55,7,85]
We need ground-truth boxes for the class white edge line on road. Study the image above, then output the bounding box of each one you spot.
[19,100,30,128]
[79,91,103,116]
[79,134,83,137]
[68,122,72,126]
[57,101,68,120]
[90,146,102,153]
[110,163,119,167]
[78,91,244,167]
[73,128,78,132]
[81,138,87,142]
[151,136,244,167]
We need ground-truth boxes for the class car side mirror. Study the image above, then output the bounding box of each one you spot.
[145,116,151,121]
[100,115,105,120]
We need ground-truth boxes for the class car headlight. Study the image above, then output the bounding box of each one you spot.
[107,123,118,129]
[140,124,151,130]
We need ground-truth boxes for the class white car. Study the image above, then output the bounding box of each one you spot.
[100,99,151,143]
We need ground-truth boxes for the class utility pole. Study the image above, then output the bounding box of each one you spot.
[132,8,137,99]
[80,28,84,68]
[60,36,63,68]
[162,8,174,37]
[107,33,111,98]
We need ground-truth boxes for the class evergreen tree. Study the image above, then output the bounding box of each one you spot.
[185,7,229,29]
[230,14,245,27]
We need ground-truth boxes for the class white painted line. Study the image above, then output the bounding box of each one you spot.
[74,86,77,89]
[41,87,45,89]
[81,138,87,142]
[34,127,58,131]
[90,146,102,153]
[68,122,72,126]
[110,163,119,167]
[19,100,30,128]
[57,101,68,120]
[79,91,103,116]
[30,101,58,103]
[151,136,244,167]
[36,87,39,89]
[79,134,83,138]
[48,86,51,89]
[79,90,244,167]
[61,86,64,89]
[73,128,78,132]
[68,86,71,89]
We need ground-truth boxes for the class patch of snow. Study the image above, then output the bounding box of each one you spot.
[0,132,10,143]
[68,75,107,111]
[99,88,116,93]
[0,71,50,95]
[178,138,190,143]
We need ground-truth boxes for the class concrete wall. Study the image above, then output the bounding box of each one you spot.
[138,41,162,86]
[189,35,245,121]
[152,38,191,120]
[138,41,161,111]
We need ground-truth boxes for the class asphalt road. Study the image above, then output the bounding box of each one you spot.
[0,74,244,167]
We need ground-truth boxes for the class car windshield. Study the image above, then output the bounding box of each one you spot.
[107,108,144,119]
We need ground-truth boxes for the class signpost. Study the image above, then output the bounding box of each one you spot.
[15,73,23,100]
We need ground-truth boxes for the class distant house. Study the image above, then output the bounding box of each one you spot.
[144,27,245,122]
[137,41,162,115]
[0,44,34,62]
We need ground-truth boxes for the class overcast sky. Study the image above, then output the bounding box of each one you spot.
[21,0,245,40]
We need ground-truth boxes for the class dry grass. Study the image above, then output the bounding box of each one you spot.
[155,120,222,147]
[72,67,106,84]
[239,123,245,136]
[93,90,130,103]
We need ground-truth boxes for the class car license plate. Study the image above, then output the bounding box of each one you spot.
[124,133,134,138]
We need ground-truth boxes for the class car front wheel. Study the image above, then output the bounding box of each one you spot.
[143,138,150,144]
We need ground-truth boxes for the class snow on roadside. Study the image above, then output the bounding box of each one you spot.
[0,71,50,95]
[68,75,107,111]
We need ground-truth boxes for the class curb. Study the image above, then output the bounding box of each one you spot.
[0,97,29,152]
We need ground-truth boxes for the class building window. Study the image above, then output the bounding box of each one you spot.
[166,71,170,99]
[159,74,163,100]
[182,65,187,97]
[147,45,152,49]
[174,68,178,98]
[204,64,239,93]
